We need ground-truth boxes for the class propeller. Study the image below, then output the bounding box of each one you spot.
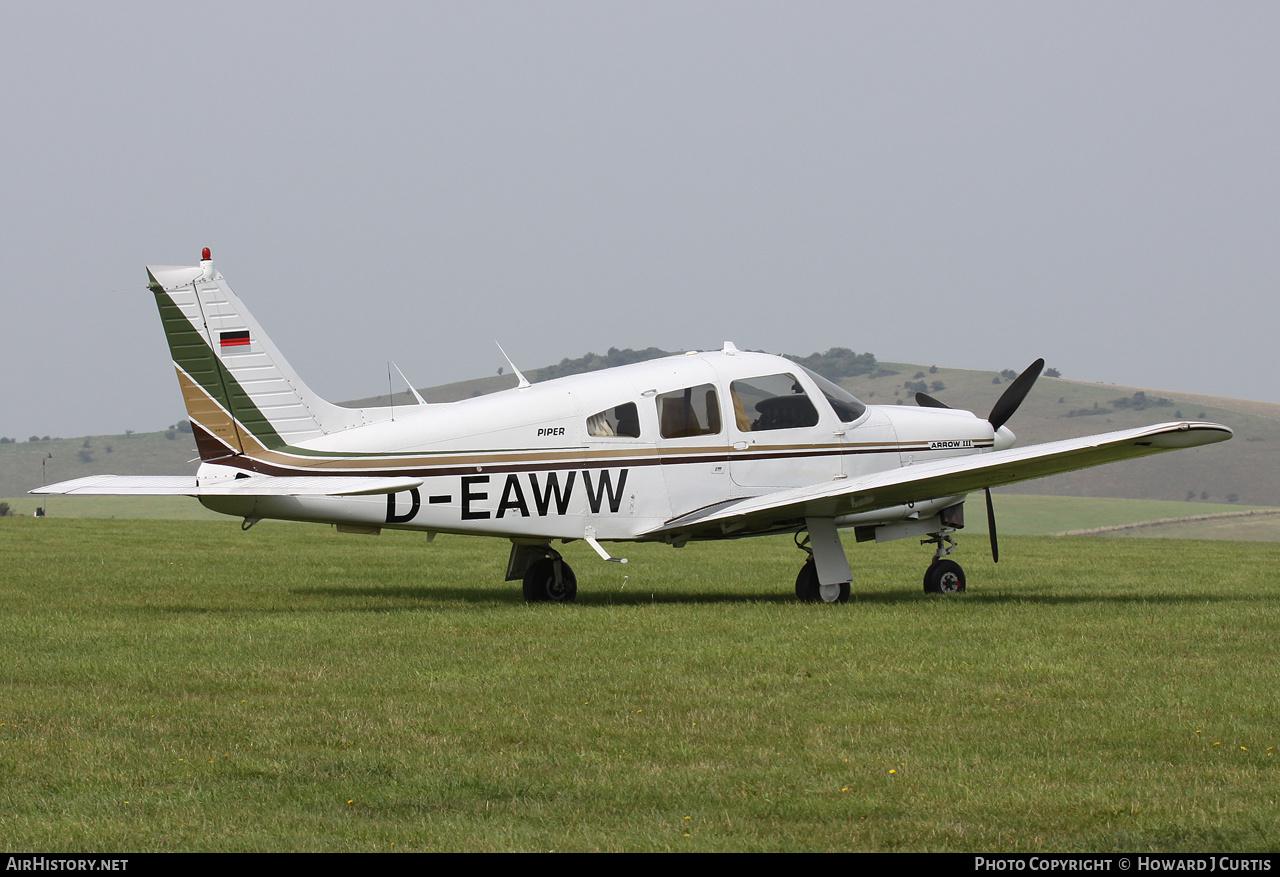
[985,487,999,563]
[982,358,1043,562]
[915,358,1045,563]
[988,358,1044,431]
[914,392,950,409]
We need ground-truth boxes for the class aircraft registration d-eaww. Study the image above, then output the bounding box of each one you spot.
[34,250,1232,603]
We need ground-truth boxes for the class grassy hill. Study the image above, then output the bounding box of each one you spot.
[842,361,1279,507]
[4,354,1275,510]
[348,355,1280,509]
[0,430,200,507]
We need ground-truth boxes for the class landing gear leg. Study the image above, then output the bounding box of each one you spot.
[922,526,966,594]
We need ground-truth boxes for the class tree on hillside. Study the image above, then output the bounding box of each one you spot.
[784,347,879,380]
[536,347,674,381]
[1111,391,1173,411]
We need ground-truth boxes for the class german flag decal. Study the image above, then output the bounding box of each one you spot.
[220,330,251,348]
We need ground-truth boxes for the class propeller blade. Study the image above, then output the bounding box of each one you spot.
[988,358,1044,431]
[985,487,999,564]
[915,392,951,409]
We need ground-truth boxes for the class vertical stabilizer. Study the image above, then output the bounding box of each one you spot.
[147,250,366,460]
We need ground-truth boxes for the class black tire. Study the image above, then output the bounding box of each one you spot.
[923,559,966,594]
[795,560,850,603]
[522,557,578,603]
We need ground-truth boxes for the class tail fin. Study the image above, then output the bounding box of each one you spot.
[147,250,366,461]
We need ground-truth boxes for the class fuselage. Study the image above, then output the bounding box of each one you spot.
[197,347,997,542]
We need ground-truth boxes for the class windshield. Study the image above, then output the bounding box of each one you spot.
[730,373,820,431]
[800,366,867,423]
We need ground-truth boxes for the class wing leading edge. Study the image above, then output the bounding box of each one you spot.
[646,421,1233,539]
[30,475,424,497]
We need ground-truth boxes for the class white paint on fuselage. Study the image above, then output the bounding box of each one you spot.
[199,348,999,543]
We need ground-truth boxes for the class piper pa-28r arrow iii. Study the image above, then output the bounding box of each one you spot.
[35,250,1232,603]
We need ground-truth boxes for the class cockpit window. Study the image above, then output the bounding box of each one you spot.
[656,384,721,438]
[587,402,641,438]
[800,366,867,422]
[730,373,820,431]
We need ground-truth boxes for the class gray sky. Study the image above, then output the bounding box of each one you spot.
[3,1,1277,440]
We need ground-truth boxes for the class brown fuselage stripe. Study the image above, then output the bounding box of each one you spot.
[183,367,995,479]
[193,429,992,480]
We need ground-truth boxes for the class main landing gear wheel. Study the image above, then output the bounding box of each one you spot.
[795,559,850,604]
[923,559,966,594]
[523,557,578,603]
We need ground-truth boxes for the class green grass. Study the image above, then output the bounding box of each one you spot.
[2,518,1277,851]
[1105,515,1280,542]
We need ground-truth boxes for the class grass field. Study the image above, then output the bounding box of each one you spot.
[1105,515,1280,541]
[2,517,1277,851]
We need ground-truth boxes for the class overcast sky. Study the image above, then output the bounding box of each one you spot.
[3,1,1277,440]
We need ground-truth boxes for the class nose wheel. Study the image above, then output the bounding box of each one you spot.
[921,521,966,594]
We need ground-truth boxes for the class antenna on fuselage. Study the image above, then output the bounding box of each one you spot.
[495,341,531,390]
[390,362,428,406]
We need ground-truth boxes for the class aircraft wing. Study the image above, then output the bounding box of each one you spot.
[30,475,424,497]
[646,421,1232,538]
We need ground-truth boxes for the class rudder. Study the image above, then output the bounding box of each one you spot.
[146,249,366,460]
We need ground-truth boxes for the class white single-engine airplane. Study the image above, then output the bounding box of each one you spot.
[35,250,1232,603]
